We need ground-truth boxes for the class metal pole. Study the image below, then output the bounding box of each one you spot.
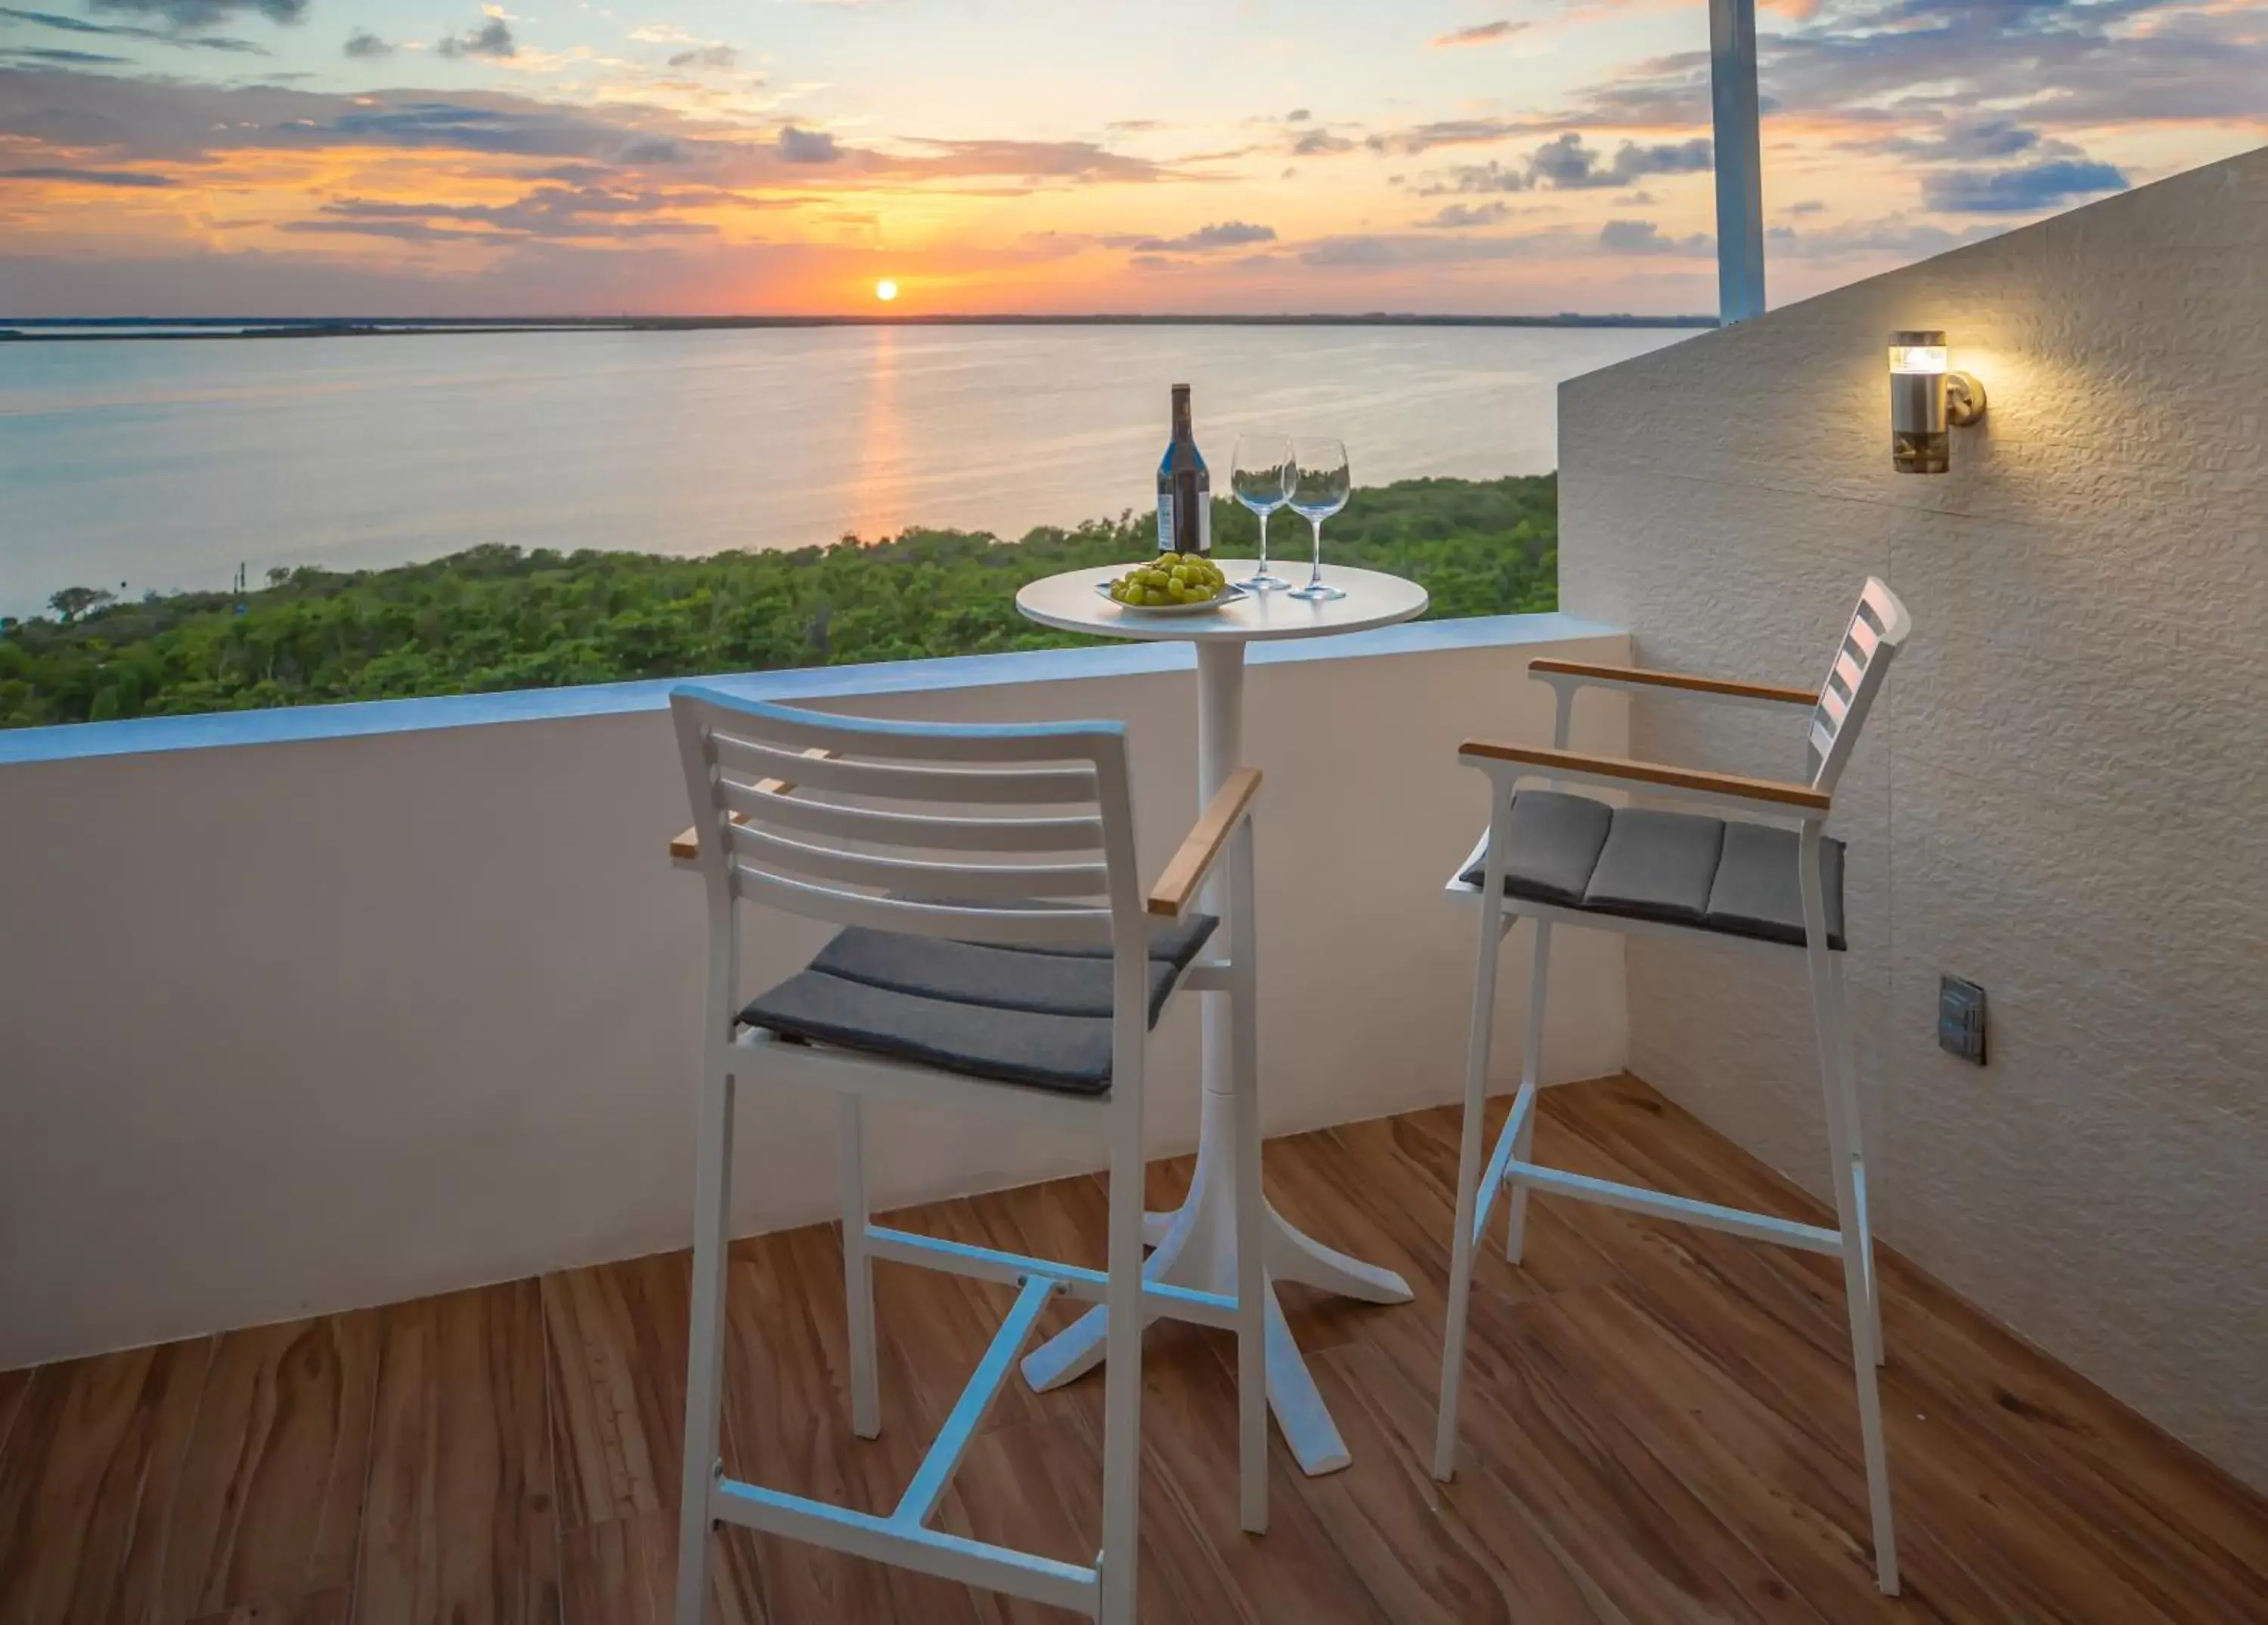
[1709,0,1767,323]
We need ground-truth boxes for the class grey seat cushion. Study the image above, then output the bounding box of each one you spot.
[1582,806,1725,927]
[739,912,1217,1095]
[810,924,1191,1023]
[1461,791,1845,951]
[1485,790,1613,906]
[1706,820,1847,950]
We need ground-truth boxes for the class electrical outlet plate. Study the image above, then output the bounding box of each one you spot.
[1938,974,1987,1065]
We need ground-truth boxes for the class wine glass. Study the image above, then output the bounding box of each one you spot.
[1286,437,1350,602]
[1228,433,1295,591]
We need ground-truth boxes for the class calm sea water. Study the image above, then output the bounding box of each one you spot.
[0,323,1687,618]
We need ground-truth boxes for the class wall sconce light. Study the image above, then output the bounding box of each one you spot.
[1888,330,1986,474]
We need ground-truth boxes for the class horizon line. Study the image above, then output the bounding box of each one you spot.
[2,311,1721,333]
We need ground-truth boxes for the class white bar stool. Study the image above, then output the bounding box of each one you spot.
[665,686,1269,1625]
[1432,580,1911,1596]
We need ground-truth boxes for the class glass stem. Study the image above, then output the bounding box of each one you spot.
[1256,510,1269,572]
[1307,516,1325,590]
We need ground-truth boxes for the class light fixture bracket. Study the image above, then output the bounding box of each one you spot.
[1944,371,1987,427]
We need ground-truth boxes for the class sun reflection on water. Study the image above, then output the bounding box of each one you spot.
[845,324,906,545]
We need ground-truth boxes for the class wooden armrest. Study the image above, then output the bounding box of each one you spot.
[1148,766,1263,918]
[1457,741,1830,812]
[1529,658,1816,707]
[669,747,833,859]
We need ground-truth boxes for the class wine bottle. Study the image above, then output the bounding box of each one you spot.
[1154,383,1213,557]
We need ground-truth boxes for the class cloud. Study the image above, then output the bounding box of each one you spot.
[1414,132,1713,196]
[1828,112,2130,215]
[522,161,612,183]
[0,164,177,185]
[777,125,837,162]
[1367,117,1527,156]
[435,17,515,58]
[85,0,304,26]
[1562,0,2268,142]
[1417,200,1510,228]
[1874,116,2053,165]
[0,5,265,51]
[1413,159,1525,195]
[318,99,614,156]
[279,217,494,243]
[1106,118,1165,133]
[895,138,1187,184]
[0,69,1223,197]
[1598,218,1712,255]
[1284,107,1309,122]
[1,7,129,31]
[0,45,132,63]
[1777,0,2268,125]
[0,83,700,169]
[1765,213,2005,258]
[1430,20,1522,48]
[1178,219,1274,249]
[627,22,698,44]
[1123,219,1275,252]
[1529,132,1711,190]
[668,44,738,69]
[1290,128,1354,156]
[1923,159,2127,214]
[343,28,392,58]
[280,181,773,243]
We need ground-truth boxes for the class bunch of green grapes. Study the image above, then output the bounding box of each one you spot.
[1107,553,1228,606]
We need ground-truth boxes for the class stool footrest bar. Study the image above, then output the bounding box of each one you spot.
[895,1274,1058,1528]
[865,1224,1238,1326]
[711,1475,1100,1615]
[1505,1160,1843,1255]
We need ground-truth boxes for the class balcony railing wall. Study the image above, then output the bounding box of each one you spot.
[0,616,1628,1369]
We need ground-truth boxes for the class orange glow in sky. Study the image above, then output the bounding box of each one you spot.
[0,0,2258,318]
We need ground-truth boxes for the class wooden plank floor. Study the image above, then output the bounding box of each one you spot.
[4,1074,2265,1624]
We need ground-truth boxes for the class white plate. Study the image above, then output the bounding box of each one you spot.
[1093,578,1247,616]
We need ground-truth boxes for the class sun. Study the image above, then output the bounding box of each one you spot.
[875,279,899,303]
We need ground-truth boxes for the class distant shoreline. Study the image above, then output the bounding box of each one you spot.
[0,311,1718,342]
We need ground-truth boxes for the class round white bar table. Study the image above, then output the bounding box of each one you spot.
[1014,563,1427,1475]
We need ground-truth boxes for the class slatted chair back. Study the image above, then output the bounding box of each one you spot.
[662,679,1143,938]
[669,685,1155,1077]
[1806,577,1912,794]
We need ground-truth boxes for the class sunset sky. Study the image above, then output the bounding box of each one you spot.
[1,0,2263,316]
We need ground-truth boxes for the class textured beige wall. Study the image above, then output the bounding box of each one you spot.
[1558,148,2268,1486]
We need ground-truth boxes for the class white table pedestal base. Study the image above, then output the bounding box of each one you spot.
[1017,633,1414,1478]
[1019,1075,1413,1475]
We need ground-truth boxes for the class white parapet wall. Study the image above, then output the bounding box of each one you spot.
[0,614,1630,1369]
[1559,147,2268,1487]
